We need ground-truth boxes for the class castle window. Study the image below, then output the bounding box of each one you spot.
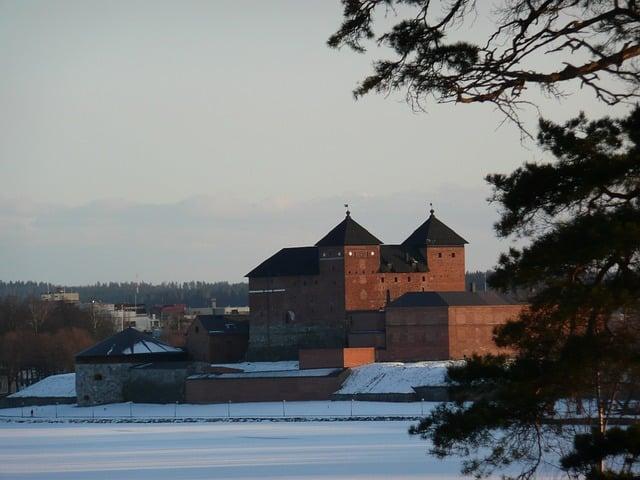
[93,373,103,381]
[285,310,296,324]
[452,252,456,258]
[407,276,411,282]
[394,277,398,283]
[438,253,442,258]
[422,276,426,281]
[380,277,384,283]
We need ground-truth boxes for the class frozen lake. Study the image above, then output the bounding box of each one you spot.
[0,421,464,479]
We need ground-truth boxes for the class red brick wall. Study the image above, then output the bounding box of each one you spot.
[348,332,386,348]
[185,370,350,403]
[447,305,524,358]
[343,246,466,312]
[185,318,209,362]
[343,347,376,367]
[383,306,450,361]
[208,334,248,363]
[424,246,466,291]
[299,349,343,369]
[299,348,375,369]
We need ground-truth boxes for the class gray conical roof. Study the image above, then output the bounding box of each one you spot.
[402,211,468,247]
[76,327,184,359]
[315,213,382,247]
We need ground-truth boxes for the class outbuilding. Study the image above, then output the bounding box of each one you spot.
[185,315,249,363]
[75,327,188,406]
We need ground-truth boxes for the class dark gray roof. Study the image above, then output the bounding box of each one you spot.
[380,245,427,273]
[389,291,520,308]
[76,327,185,360]
[246,246,319,278]
[402,212,468,247]
[316,213,382,247]
[197,315,249,335]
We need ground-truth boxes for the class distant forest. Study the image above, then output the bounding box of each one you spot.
[0,272,493,307]
[0,281,249,307]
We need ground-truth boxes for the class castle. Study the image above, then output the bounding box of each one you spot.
[246,207,522,360]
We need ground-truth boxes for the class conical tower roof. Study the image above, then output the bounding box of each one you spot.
[316,211,382,247]
[76,327,185,360]
[402,208,468,247]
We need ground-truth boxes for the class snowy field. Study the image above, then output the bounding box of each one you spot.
[0,421,466,479]
[0,400,435,420]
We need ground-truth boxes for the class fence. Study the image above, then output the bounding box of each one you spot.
[0,399,435,421]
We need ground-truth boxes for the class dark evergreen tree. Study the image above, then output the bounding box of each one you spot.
[409,108,640,479]
[329,1,640,131]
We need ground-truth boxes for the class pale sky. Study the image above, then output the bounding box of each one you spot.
[0,1,626,284]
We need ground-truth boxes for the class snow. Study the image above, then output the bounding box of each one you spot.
[210,361,299,372]
[9,373,76,398]
[6,361,460,400]
[338,361,462,394]
[0,421,468,479]
[193,368,340,379]
[125,340,182,354]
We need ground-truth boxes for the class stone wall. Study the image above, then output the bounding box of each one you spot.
[125,366,190,403]
[76,363,131,406]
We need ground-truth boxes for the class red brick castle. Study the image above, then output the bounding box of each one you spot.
[246,207,522,360]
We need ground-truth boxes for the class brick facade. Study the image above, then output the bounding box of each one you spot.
[381,303,525,361]
[298,348,375,369]
[246,211,473,360]
[185,369,350,403]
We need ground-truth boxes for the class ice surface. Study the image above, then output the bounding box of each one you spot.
[0,421,466,479]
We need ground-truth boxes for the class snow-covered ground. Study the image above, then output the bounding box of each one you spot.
[210,361,299,372]
[0,421,466,479]
[7,361,458,401]
[0,400,435,420]
[338,361,461,394]
[8,373,76,398]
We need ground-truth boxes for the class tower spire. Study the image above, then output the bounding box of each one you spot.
[344,203,350,217]
[429,202,435,216]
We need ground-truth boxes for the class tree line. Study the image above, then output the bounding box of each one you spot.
[0,297,116,393]
[0,281,249,308]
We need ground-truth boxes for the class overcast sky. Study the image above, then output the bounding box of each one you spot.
[0,1,626,285]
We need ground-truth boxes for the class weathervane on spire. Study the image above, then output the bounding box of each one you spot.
[344,203,350,217]
[429,202,435,216]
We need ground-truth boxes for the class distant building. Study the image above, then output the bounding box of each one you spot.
[185,315,249,363]
[40,291,80,303]
[246,208,468,359]
[75,327,189,406]
[113,304,160,333]
[246,207,525,361]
